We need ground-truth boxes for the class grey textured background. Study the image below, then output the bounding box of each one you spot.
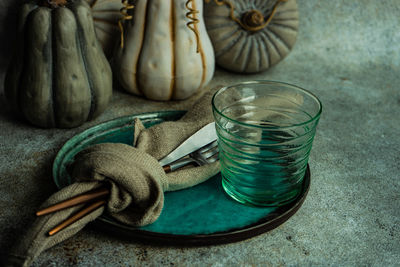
[1,0,399,266]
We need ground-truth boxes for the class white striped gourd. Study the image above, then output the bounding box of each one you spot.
[4,0,112,128]
[114,0,215,101]
[204,0,298,73]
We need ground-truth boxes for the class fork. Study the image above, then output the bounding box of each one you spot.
[37,140,220,235]
[165,140,219,172]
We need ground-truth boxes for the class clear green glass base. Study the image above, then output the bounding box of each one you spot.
[222,175,303,207]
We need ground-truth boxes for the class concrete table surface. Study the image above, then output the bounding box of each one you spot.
[0,0,399,266]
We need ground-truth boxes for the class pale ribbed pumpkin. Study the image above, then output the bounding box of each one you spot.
[4,0,112,128]
[204,0,299,73]
[86,0,123,57]
[113,0,215,101]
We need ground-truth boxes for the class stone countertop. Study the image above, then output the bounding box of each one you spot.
[0,0,399,266]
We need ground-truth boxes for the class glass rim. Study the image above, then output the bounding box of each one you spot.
[211,80,323,130]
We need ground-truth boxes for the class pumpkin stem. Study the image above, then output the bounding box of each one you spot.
[242,10,264,28]
[42,0,68,8]
[206,0,288,33]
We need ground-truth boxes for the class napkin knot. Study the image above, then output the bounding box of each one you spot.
[72,142,168,226]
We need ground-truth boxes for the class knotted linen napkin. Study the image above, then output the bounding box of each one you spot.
[5,90,220,267]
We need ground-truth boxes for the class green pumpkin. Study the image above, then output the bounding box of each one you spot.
[5,0,112,128]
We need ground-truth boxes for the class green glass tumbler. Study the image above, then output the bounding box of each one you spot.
[212,81,322,206]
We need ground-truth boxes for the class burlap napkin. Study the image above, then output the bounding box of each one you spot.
[5,90,220,267]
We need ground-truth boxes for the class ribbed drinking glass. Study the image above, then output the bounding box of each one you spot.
[212,81,322,206]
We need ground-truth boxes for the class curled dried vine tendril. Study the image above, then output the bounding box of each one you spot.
[185,0,200,53]
[205,0,288,32]
[118,0,134,48]
[117,0,201,52]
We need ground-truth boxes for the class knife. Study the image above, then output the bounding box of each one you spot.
[158,121,217,167]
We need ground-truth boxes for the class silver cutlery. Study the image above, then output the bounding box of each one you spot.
[158,122,217,167]
[165,140,219,172]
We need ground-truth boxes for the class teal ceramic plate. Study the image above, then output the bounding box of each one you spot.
[53,111,310,245]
